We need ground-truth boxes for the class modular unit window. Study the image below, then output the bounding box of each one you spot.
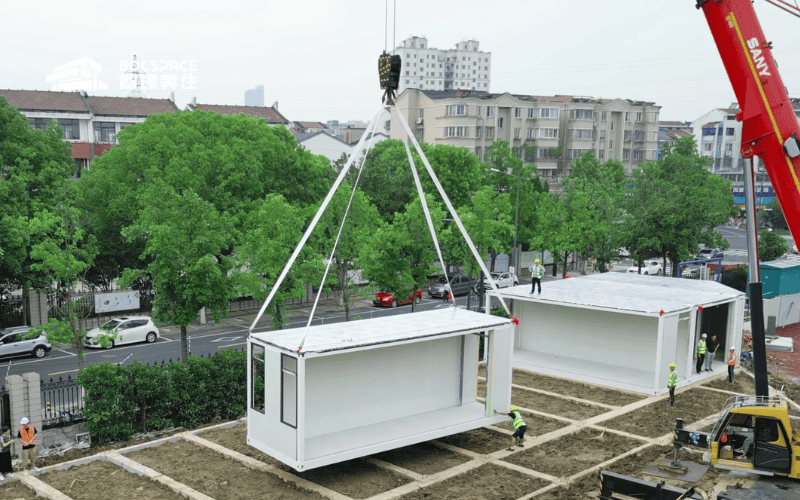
[251,344,265,413]
[281,354,297,428]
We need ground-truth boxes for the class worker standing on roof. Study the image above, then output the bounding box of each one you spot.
[494,405,527,451]
[727,346,737,384]
[529,259,543,295]
[704,334,719,372]
[696,333,707,374]
[667,362,678,407]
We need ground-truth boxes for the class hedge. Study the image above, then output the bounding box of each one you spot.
[76,348,247,443]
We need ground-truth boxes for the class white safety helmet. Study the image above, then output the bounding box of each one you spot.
[701,333,707,338]
[730,345,735,350]
[20,417,29,425]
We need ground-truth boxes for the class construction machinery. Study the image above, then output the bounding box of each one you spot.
[600,0,800,498]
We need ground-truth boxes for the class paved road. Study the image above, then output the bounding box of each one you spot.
[4,289,520,383]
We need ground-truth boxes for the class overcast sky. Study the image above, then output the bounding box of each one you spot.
[4,0,800,125]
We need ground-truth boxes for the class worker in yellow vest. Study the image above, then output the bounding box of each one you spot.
[17,417,39,475]
[494,405,527,451]
[667,362,678,407]
[727,346,737,384]
[529,259,543,295]
[695,333,707,374]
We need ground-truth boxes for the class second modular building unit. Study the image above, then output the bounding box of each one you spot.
[493,273,745,395]
[247,307,515,471]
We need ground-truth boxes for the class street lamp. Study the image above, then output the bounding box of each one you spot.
[489,167,521,272]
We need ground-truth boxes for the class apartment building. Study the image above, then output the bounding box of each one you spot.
[395,36,491,94]
[0,89,178,175]
[245,85,264,107]
[390,89,660,182]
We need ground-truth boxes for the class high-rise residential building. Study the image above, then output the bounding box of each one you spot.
[395,36,491,95]
[391,89,660,185]
[245,85,264,107]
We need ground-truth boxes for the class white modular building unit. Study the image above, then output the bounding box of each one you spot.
[247,307,514,471]
[493,273,745,395]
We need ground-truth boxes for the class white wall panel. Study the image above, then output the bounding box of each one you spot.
[305,337,462,439]
[517,302,659,372]
[659,315,679,387]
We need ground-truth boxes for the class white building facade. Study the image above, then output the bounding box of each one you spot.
[391,89,660,182]
[396,36,491,94]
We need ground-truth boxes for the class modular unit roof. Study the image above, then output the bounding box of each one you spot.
[495,273,744,315]
[251,307,513,355]
[761,259,800,269]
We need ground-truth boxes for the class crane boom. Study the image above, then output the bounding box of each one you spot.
[698,0,800,238]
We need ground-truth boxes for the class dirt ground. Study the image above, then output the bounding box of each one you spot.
[37,426,193,468]
[511,387,609,421]
[547,444,727,499]
[0,481,38,500]
[602,388,732,438]
[493,411,569,436]
[436,427,514,455]
[503,428,643,478]
[125,439,329,500]
[397,463,549,500]
[39,460,185,500]
[373,442,471,476]
[510,370,645,407]
[198,424,412,498]
[703,372,755,394]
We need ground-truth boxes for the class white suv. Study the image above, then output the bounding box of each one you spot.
[0,327,52,358]
[627,260,663,276]
[84,316,159,348]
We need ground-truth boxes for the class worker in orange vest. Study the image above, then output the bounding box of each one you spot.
[17,417,39,475]
[727,346,737,384]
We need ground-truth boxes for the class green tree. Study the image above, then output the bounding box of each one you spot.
[78,111,332,291]
[360,194,445,310]
[352,139,415,222]
[759,230,789,261]
[236,194,318,330]
[623,137,734,276]
[314,184,381,321]
[0,97,77,310]
[761,198,788,231]
[119,185,237,362]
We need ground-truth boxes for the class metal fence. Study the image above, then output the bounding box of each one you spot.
[40,376,85,430]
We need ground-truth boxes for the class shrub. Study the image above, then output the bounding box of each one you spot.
[77,349,247,443]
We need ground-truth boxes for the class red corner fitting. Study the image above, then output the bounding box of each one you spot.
[512,317,520,325]
[659,309,665,316]
[698,305,705,311]
[565,275,571,279]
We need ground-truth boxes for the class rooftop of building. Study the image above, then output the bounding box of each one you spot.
[294,121,327,129]
[186,101,289,124]
[665,129,692,138]
[659,120,688,127]
[293,130,351,145]
[415,89,658,107]
[88,95,178,117]
[0,89,89,113]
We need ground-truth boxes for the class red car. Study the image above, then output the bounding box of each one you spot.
[373,290,422,308]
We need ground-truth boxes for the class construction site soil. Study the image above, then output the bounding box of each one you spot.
[11,369,764,500]
[703,374,755,394]
[41,460,185,500]
[494,411,569,435]
[397,463,549,500]
[511,387,609,421]
[503,428,645,477]
[602,388,733,438]
[198,424,411,498]
[0,480,38,500]
[125,439,331,500]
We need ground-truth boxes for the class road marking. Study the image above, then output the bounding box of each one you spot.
[53,348,77,357]
[211,337,241,343]
[48,368,79,376]
[217,342,246,349]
